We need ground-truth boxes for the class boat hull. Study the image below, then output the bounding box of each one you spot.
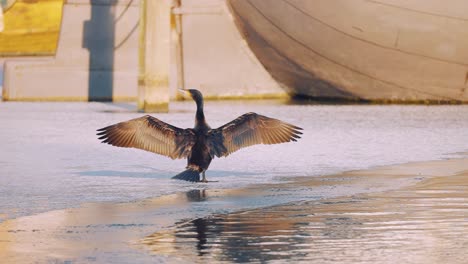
[228,0,468,102]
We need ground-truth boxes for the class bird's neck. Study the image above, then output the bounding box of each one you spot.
[195,99,208,129]
[196,104,205,121]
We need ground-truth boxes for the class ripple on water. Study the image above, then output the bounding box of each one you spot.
[143,172,468,263]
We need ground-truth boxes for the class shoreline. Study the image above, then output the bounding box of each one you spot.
[1,156,467,263]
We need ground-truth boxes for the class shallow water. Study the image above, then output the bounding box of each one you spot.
[1,101,468,221]
[143,171,468,264]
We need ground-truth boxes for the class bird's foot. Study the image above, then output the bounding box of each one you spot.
[199,179,218,183]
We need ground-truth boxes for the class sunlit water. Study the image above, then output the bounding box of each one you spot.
[143,172,468,264]
[1,101,468,222]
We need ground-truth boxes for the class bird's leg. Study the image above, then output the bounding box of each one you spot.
[201,171,208,183]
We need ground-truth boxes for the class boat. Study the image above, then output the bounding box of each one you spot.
[228,0,468,103]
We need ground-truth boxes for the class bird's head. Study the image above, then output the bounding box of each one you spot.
[179,88,204,103]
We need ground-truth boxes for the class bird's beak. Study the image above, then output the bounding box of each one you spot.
[178,88,191,98]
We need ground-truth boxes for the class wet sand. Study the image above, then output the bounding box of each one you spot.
[1,157,468,263]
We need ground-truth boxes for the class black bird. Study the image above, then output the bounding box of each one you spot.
[97,89,303,182]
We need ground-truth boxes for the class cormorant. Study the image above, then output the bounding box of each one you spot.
[97,89,303,182]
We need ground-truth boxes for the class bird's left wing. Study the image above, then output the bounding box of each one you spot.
[207,112,303,157]
[97,115,195,159]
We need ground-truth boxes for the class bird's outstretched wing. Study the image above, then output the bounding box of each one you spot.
[97,115,196,159]
[207,112,303,157]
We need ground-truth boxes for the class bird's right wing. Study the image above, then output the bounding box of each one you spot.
[97,115,196,159]
[207,112,303,157]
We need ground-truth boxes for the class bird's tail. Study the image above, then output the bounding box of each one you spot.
[172,169,200,182]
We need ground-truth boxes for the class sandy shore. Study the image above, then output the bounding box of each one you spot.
[1,157,467,263]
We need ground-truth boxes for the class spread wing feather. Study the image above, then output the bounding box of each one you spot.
[97,115,195,159]
[207,112,303,157]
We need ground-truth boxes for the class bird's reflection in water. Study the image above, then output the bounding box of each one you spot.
[179,218,217,256]
[143,205,315,262]
[142,198,374,262]
[185,189,207,202]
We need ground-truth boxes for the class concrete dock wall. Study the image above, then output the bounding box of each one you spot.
[178,0,284,99]
[3,0,140,101]
[3,0,285,101]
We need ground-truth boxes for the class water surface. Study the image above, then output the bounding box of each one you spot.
[1,101,468,221]
[144,170,468,263]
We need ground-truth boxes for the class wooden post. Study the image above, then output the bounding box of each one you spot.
[138,0,171,112]
[172,0,185,99]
